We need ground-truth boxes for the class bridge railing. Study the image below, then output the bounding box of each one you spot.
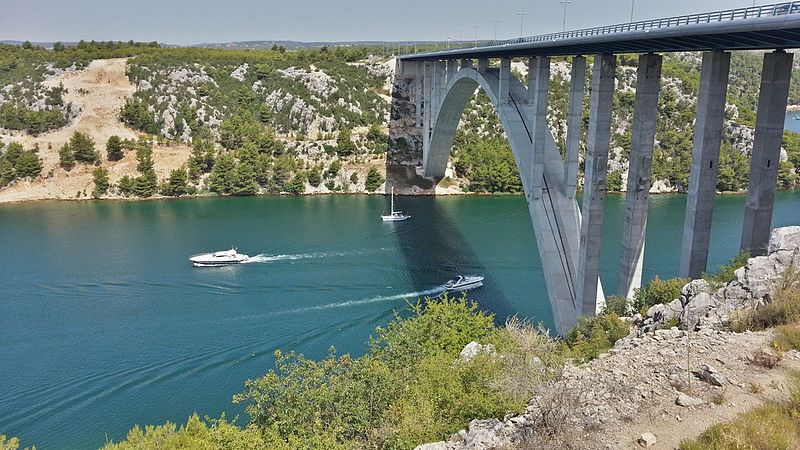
[426,2,800,53]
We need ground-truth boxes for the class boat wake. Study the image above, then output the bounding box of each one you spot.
[242,249,384,264]
[284,286,446,314]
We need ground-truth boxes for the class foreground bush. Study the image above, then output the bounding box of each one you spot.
[102,296,633,449]
[633,276,688,316]
[680,371,800,449]
[563,313,630,362]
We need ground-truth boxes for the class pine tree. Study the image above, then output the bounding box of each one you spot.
[364,166,385,192]
[92,167,109,198]
[13,151,43,178]
[58,143,75,170]
[70,132,99,163]
[106,135,124,161]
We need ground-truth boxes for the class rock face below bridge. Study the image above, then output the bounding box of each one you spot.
[386,61,435,194]
[415,226,800,450]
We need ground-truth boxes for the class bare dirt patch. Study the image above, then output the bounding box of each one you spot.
[0,58,191,202]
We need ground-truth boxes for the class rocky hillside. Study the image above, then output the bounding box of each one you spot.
[417,226,800,449]
[2,42,799,201]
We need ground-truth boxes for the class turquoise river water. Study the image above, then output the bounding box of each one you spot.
[1,192,799,449]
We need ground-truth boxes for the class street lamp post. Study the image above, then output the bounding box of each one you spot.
[458,29,463,47]
[561,0,571,32]
[518,11,528,37]
[473,24,480,47]
[630,0,635,22]
[492,18,500,42]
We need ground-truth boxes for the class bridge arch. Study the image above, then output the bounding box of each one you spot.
[422,66,597,333]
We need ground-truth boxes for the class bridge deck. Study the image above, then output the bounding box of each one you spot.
[399,3,800,61]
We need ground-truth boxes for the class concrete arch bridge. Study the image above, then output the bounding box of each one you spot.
[388,2,800,333]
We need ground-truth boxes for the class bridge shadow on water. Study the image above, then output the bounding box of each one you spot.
[386,193,517,324]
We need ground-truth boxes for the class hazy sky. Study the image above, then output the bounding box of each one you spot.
[0,0,770,45]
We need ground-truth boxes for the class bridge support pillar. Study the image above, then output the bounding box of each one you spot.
[422,61,433,157]
[499,58,511,104]
[460,59,472,69]
[741,51,794,256]
[529,56,550,199]
[432,61,446,124]
[619,53,662,300]
[446,59,457,84]
[577,53,616,316]
[565,56,586,199]
[478,58,489,72]
[680,51,731,279]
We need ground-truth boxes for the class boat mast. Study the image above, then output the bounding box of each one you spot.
[390,187,395,213]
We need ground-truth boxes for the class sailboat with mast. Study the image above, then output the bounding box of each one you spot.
[381,187,411,222]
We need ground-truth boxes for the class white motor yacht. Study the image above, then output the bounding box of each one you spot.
[443,275,484,292]
[381,187,411,222]
[190,248,249,266]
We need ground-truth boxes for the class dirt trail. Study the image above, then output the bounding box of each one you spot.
[0,58,190,202]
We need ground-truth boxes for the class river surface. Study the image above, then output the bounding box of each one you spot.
[1,192,799,449]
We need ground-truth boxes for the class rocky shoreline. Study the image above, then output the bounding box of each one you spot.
[417,226,800,450]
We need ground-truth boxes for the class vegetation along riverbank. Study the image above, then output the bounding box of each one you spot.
[1,42,800,203]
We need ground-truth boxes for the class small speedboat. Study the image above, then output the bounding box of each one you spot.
[443,275,484,292]
[190,248,249,266]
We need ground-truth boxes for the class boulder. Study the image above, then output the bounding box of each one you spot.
[681,292,718,330]
[638,432,657,448]
[463,418,507,449]
[676,393,703,407]
[696,364,727,386]
[459,342,496,362]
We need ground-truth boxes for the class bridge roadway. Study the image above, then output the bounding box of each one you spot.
[388,2,800,333]
[400,3,800,61]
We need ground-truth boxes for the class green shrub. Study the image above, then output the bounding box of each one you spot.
[0,433,33,450]
[704,250,750,285]
[633,276,687,316]
[604,295,631,316]
[233,295,519,448]
[563,313,629,362]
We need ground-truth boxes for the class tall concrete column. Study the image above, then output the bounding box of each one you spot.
[679,51,731,279]
[529,56,550,200]
[409,61,422,128]
[498,58,511,105]
[565,56,586,199]
[478,58,489,72]
[422,61,433,155]
[741,51,794,256]
[432,61,446,124]
[446,59,457,84]
[577,53,616,316]
[460,59,473,69]
[619,53,663,299]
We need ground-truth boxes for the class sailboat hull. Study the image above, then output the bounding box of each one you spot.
[381,214,411,222]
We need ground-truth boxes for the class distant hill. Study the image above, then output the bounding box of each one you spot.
[1,39,439,51]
